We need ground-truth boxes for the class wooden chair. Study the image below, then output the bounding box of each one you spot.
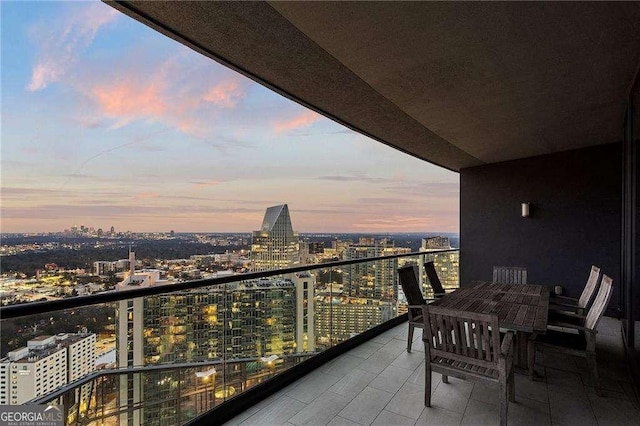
[549,265,601,316]
[528,274,613,393]
[424,261,446,298]
[398,265,427,352]
[493,266,527,284]
[422,305,515,426]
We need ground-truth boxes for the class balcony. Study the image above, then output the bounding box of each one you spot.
[3,248,639,426]
[223,317,639,426]
[101,4,639,392]
[2,2,639,425]
[1,250,459,425]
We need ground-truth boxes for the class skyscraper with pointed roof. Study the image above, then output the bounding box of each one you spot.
[251,204,300,272]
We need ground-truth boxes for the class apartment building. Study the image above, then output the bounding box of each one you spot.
[0,333,95,405]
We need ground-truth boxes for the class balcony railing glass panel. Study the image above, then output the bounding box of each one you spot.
[0,250,459,425]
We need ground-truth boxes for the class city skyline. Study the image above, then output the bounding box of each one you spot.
[1,1,459,234]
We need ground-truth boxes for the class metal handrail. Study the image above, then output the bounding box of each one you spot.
[30,352,318,404]
[0,248,458,319]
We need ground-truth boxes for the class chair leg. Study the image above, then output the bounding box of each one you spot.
[442,375,449,384]
[425,366,432,407]
[499,376,508,426]
[508,369,515,402]
[586,352,600,395]
[407,324,414,353]
[528,339,536,380]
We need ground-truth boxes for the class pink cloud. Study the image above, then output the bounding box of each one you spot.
[29,62,65,93]
[91,81,167,128]
[274,110,321,133]
[28,3,119,91]
[26,5,253,138]
[203,80,244,108]
[73,51,250,137]
[176,119,199,134]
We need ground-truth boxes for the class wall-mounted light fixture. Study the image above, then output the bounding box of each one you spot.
[521,202,530,218]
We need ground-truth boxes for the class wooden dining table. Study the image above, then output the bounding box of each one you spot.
[431,281,550,368]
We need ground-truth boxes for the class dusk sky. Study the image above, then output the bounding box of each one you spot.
[1,1,459,234]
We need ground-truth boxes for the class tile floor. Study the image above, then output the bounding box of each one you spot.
[225,317,639,426]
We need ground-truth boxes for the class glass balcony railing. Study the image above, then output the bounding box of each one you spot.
[0,249,459,425]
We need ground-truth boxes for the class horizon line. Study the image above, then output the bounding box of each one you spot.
[0,230,460,236]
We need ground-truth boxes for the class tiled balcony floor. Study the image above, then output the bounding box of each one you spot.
[225,317,639,426]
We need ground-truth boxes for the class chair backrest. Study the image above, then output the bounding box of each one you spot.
[577,265,601,309]
[423,305,501,369]
[493,266,527,284]
[398,266,426,319]
[424,261,445,296]
[584,274,613,331]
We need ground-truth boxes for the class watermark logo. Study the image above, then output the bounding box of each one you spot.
[0,404,63,426]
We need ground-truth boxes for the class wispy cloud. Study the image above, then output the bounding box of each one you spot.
[71,116,106,129]
[274,110,321,133]
[79,53,249,137]
[1,187,72,197]
[389,181,459,199]
[191,180,224,189]
[203,80,245,108]
[1,204,260,220]
[91,81,167,128]
[26,3,251,139]
[27,3,119,91]
[62,129,170,187]
[317,175,388,184]
[134,192,160,200]
[357,197,410,205]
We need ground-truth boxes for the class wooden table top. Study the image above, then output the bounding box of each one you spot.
[431,282,550,333]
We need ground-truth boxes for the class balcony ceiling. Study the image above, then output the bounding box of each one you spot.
[109,1,640,171]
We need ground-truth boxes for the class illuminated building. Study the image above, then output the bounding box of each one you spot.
[420,237,459,298]
[116,256,314,425]
[342,239,401,301]
[421,236,452,250]
[251,204,300,272]
[116,205,316,425]
[314,298,394,347]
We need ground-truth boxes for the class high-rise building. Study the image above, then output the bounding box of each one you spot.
[419,236,459,298]
[93,261,114,276]
[116,207,315,425]
[0,333,95,405]
[293,271,315,353]
[93,258,133,276]
[422,236,452,250]
[325,239,400,347]
[315,299,394,347]
[307,241,325,254]
[342,239,401,301]
[251,204,300,272]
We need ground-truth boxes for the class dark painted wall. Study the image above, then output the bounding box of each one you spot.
[625,74,639,377]
[460,143,622,316]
